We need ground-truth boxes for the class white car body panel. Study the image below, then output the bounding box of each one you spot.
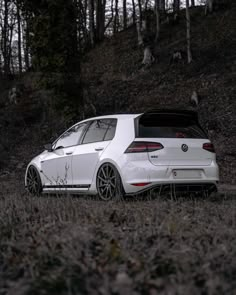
[41,147,74,186]
[71,140,111,188]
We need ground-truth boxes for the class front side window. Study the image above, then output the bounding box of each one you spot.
[54,123,87,149]
[82,119,117,144]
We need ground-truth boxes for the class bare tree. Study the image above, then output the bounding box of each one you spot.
[23,15,30,70]
[1,0,17,75]
[88,0,95,46]
[186,0,192,63]
[96,0,106,41]
[137,13,155,66]
[123,0,127,29]
[155,0,160,42]
[173,0,180,13]
[113,0,118,34]
[205,0,214,15]
[76,0,89,48]
[104,0,114,32]
[16,0,22,73]
[137,0,142,23]
[159,0,165,13]
[131,0,136,24]
[2,0,10,75]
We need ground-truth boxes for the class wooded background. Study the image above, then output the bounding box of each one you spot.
[0,0,220,76]
[0,0,235,183]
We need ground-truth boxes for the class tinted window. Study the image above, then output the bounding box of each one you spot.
[138,114,206,138]
[82,119,116,144]
[54,123,87,149]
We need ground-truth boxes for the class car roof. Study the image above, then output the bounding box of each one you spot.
[80,114,141,123]
[77,109,198,125]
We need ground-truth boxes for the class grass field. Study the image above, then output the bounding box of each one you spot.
[1,180,236,295]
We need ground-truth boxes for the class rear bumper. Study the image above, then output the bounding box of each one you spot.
[126,182,218,196]
[121,161,219,194]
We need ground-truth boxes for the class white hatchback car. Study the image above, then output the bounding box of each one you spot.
[25,110,219,200]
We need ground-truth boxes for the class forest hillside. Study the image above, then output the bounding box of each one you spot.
[0,2,235,185]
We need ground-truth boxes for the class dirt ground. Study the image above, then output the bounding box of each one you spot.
[0,171,236,295]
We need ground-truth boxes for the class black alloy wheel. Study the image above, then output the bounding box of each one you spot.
[96,163,124,201]
[26,166,42,196]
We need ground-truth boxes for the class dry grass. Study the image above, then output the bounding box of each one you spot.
[0,184,236,295]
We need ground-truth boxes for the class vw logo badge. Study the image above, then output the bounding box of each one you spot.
[181,144,188,152]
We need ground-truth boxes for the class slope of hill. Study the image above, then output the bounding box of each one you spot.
[0,3,235,185]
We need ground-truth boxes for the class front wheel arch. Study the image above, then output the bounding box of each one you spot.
[26,165,43,196]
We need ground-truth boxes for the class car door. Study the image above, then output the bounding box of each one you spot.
[41,122,88,188]
[71,119,117,188]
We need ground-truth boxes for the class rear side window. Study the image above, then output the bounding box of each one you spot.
[137,114,207,139]
[82,119,117,144]
[104,119,117,140]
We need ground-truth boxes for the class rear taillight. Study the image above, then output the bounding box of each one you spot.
[125,141,163,153]
[203,143,215,153]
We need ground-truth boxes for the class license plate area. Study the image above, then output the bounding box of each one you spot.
[172,169,202,179]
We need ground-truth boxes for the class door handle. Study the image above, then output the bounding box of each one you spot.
[95,147,104,151]
[66,152,73,155]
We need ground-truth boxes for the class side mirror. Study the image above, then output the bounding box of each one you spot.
[44,143,53,152]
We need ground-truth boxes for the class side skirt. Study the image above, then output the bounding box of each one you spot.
[42,184,91,194]
[43,184,90,189]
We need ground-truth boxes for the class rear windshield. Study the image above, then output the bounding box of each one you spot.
[137,114,207,139]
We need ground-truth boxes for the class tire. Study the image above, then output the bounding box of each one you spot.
[96,163,124,201]
[26,166,42,196]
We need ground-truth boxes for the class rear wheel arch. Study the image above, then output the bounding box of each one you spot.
[96,162,125,200]
[95,158,125,184]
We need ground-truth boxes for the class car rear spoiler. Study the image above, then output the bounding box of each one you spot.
[138,109,199,124]
[134,109,206,137]
[141,109,199,122]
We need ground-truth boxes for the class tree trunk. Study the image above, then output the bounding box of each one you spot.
[96,0,106,41]
[88,0,95,46]
[123,0,127,29]
[155,0,160,42]
[101,0,106,37]
[142,46,154,66]
[23,17,30,70]
[159,0,165,12]
[144,0,149,11]
[136,19,154,66]
[3,0,10,75]
[0,54,2,75]
[191,0,195,6]
[16,0,22,74]
[105,0,114,31]
[136,21,143,46]
[9,23,14,69]
[137,0,142,23]
[132,0,136,24]
[173,0,180,12]
[96,0,100,39]
[186,0,192,63]
[113,0,119,34]
[205,0,214,15]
